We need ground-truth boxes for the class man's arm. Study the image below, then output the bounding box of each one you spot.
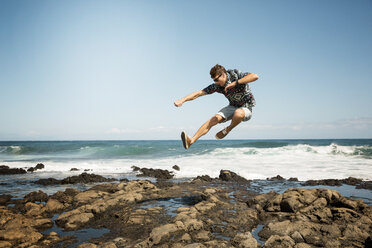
[225,73,259,92]
[174,90,207,107]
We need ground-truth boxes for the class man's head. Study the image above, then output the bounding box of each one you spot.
[210,64,227,86]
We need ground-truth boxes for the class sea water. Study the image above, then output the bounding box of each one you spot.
[1,139,371,181]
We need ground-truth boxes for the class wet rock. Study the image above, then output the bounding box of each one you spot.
[264,235,295,248]
[231,232,258,248]
[45,199,65,212]
[70,168,80,171]
[192,175,214,183]
[27,163,45,173]
[267,175,285,181]
[61,173,116,184]
[131,166,140,171]
[137,168,174,179]
[303,179,342,186]
[35,173,116,185]
[50,188,80,204]
[288,177,299,181]
[24,190,48,203]
[172,165,180,171]
[34,163,45,170]
[0,165,27,175]
[0,194,12,206]
[219,170,250,183]
[35,177,62,185]
[255,188,372,247]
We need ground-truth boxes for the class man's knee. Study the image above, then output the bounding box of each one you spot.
[234,109,245,119]
[210,115,224,126]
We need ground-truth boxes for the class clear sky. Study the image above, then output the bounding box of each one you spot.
[1,0,371,140]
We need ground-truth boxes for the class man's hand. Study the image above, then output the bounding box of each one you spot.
[224,81,238,93]
[174,99,184,107]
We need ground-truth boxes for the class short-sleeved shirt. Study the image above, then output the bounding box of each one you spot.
[202,69,256,109]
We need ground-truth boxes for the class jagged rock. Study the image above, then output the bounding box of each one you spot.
[231,232,258,248]
[0,195,12,206]
[267,175,285,181]
[172,165,180,171]
[35,173,116,185]
[219,170,250,183]
[24,190,48,203]
[0,166,27,175]
[137,168,174,179]
[264,235,295,248]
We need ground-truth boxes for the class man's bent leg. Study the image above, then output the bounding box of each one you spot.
[190,114,224,146]
[225,108,246,133]
[216,108,248,139]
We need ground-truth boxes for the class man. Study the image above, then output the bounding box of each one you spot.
[174,64,259,149]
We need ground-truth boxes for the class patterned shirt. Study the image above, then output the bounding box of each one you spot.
[202,69,256,109]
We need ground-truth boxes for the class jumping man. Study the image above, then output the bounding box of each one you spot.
[174,64,259,149]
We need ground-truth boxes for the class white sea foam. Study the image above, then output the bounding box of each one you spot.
[4,144,372,181]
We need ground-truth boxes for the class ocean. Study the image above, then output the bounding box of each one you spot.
[1,139,372,180]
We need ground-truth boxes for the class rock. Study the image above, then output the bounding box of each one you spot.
[288,177,299,181]
[131,166,140,171]
[192,175,214,183]
[219,170,250,183]
[77,244,98,248]
[267,175,285,181]
[231,232,258,248]
[194,230,211,242]
[24,190,48,203]
[45,199,65,212]
[50,188,80,204]
[70,168,80,171]
[183,244,206,248]
[172,165,180,171]
[303,179,342,186]
[0,194,12,206]
[148,223,179,244]
[0,241,12,248]
[34,163,45,170]
[35,173,116,185]
[137,168,174,179]
[264,235,295,248]
[61,173,116,184]
[35,178,62,185]
[0,166,27,175]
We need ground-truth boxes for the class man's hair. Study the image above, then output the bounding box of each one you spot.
[210,64,226,78]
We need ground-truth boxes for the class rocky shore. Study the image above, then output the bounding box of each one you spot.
[0,169,371,248]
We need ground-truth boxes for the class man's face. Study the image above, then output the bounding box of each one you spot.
[213,72,227,87]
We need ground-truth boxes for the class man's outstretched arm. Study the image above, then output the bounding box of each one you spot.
[174,90,207,107]
[225,73,259,92]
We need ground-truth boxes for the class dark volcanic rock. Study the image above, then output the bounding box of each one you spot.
[219,170,250,183]
[34,163,45,170]
[27,163,45,172]
[267,175,285,181]
[35,173,116,185]
[70,168,80,171]
[303,179,342,186]
[0,194,12,206]
[35,178,62,185]
[24,190,48,203]
[192,175,214,183]
[288,177,299,181]
[0,165,27,175]
[303,177,370,189]
[131,166,140,172]
[61,173,116,184]
[137,168,174,179]
[172,165,180,171]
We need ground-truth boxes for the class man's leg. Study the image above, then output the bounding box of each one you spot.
[216,108,248,139]
[188,114,224,146]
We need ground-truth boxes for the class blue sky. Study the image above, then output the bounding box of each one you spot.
[0,0,371,140]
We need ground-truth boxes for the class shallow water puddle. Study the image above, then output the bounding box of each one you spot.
[42,214,109,248]
[251,224,265,246]
[138,195,201,217]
